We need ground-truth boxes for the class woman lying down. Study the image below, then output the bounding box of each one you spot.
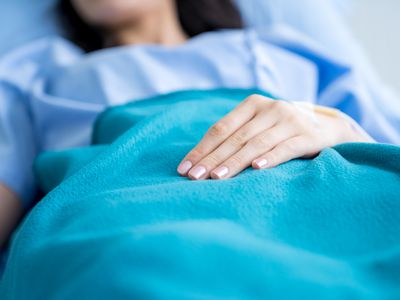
[0,0,400,260]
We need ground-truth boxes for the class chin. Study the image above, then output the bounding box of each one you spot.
[74,0,162,28]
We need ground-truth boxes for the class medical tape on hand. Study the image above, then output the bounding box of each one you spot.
[289,101,319,126]
[290,101,374,142]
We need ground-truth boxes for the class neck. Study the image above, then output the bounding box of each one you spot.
[104,2,188,47]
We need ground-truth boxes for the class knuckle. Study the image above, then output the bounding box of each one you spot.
[286,113,302,126]
[249,94,264,102]
[202,154,221,167]
[189,148,206,160]
[228,155,243,168]
[242,97,253,106]
[229,131,247,146]
[250,136,269,149]
[281,142,296,154]
[283,111,310,131]
[208,121,229,137]
[245,94,265,106]
[272,100,291,112]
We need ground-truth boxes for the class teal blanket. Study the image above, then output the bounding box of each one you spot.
[2,89,400,299]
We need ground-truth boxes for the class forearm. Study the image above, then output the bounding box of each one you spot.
[0,183,22,248]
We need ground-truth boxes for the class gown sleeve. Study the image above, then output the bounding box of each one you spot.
[0,38,81,208]
[0,81,37,207]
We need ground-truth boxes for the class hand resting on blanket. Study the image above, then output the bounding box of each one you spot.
[178,94,373,180]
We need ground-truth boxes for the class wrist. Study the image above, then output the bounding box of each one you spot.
[314,106,374,144]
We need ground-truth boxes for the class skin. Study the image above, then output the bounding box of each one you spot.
[0,0,372,246]
[72,0,188,47]
[0,184,22,248]
[177,95,372,180]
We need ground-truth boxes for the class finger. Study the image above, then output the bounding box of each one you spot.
[252,135,321,170]
[177,96,262,176]
[209,123,298,180]
[186,113,280,180]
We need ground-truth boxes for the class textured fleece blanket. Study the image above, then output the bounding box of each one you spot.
[1,89,400,299]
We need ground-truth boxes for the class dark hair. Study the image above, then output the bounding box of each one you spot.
[58,0,243,52]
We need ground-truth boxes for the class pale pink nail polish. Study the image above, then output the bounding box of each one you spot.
[189,166,207,180]
[212,166,229,179]
[253,158,268,169]
[177,161,192,175]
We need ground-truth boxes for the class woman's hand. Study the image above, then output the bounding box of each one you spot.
[177,94,372,180]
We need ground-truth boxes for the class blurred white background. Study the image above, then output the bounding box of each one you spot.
[348,0,400,94]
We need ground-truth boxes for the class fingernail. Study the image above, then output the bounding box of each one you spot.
[211,166,229,179]
[253,158,268,169]
[189,166,207,180]
[177,160,192,175]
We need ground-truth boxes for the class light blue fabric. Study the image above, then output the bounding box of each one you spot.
[237,0,355,55]
[2,89,400,299]
[1,27,400,209]
[0,0,58,57]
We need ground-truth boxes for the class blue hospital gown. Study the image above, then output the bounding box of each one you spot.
[0,26,400,208]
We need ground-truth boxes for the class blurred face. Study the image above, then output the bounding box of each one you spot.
[71,0,166,28]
